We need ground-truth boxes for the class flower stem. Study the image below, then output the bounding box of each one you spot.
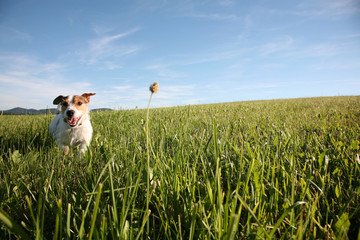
[145,92,153,235]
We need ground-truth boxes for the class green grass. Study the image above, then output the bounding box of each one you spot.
[0,96,359,239]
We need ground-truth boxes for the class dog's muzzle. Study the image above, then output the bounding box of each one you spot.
[65,110,81,127]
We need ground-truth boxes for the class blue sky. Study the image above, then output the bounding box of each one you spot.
[0,0,359,110]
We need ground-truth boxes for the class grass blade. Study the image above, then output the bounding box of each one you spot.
[66,203,71,239]
[88,183,103,240]
[0,207,31,240]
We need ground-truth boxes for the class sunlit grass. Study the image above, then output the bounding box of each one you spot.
[0,96,359,239]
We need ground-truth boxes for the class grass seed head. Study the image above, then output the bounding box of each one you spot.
[149,81,159,93]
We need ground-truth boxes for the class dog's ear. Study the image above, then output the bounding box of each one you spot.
[53,95,66,105]
[82,93,96,104]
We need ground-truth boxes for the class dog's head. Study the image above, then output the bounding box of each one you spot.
[53,93,96,127]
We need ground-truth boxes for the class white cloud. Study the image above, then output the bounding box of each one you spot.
[0,55,92,109]
[92,24,113,36]
[79,27,141,65]
[218,0,234,7]
[145,64,187,78]
[182,50,243,65]
[260,63,285,69]
[0,55,65,75]
[101,61,123,70]
[258,35,294,56]
[98,83,197,109]
[0,73,92,109]
[280,43,349,59]
[89,28,139,51]
[112,85,132,91]
[297,0,360,17]
[154,35,293,67]
[156,84,196,99]
[170,0,241,21]
[332,33,360,39]
[0,26,32,42]
[235,83,278,90]
[150,84,197,108]
[311,61,360,70]
[187,12,238,21]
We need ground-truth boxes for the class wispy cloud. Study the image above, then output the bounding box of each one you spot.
[248,0,360,19]
[258,35,294,56]
[156,84,196,99]
[104,83,196,109]
[78,27,141,66]
[234,83,278,91]
[0,55,65,76]
[112,85,132,91]
[187,12,238,21]
[92,24,114,36]
[145,64,187,78]
[218,0,234,7]
[151,84,197,108]
[182,49,244,65]
[90,28,139,51]
[332,32,360,39]
[0,55,92,109]
[168,0,241,21]
[280,43,351,59]
[0,73,92,109]
[149,35,294,68]
[297,0,360,17]
[0,26,32,42]
[311,61,360,70]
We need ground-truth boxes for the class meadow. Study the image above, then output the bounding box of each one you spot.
[0,96,359,239]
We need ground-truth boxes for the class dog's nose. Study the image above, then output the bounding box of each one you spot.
[66,110,74,118]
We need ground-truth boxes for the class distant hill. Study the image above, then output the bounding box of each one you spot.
[1,107,112,115]
[91,108,113,112]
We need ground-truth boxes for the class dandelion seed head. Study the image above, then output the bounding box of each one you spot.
[149,81,159,93]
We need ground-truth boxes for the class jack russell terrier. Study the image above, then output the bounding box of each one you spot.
[49,93,96,155]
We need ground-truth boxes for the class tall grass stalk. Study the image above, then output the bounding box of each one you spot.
[145,91,153,226]
[88,183,103,240]
[145,81,158,236]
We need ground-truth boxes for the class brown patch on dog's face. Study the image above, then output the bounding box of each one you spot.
[53,95,69,114]
[60,97,70,113]
[72,95,88,112]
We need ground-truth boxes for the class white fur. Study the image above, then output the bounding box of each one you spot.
[49,95,93,155]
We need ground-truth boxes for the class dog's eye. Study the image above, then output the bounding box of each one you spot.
[77,102,83,106]
[62,102,69,107]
